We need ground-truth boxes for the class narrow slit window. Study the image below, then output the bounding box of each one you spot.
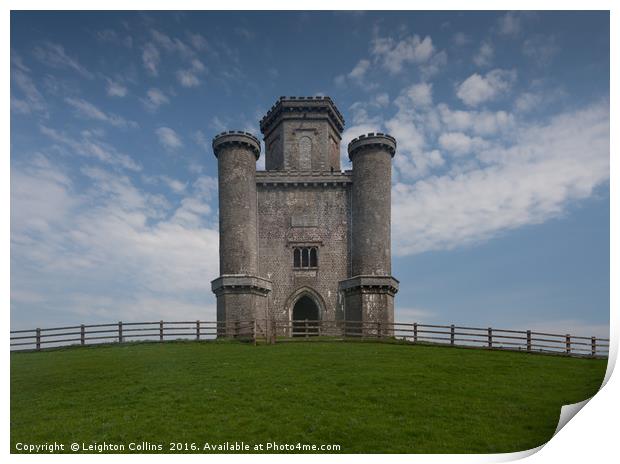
[294,248,301,268]
[302,248,309,267]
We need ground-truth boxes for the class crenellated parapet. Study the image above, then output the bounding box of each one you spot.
[260,96,345,172]
[260,96,345,136]
[212,131,261,160]
[348,133,397,159]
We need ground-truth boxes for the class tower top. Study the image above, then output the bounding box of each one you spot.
[212,131,261,160]
[348,133,397,160]
[259,96,345,138]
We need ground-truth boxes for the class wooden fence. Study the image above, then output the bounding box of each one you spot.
[10,319,609,358]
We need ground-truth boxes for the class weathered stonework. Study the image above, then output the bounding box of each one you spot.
[212,97,398,335]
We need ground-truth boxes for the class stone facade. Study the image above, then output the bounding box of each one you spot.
[212,96,398,334]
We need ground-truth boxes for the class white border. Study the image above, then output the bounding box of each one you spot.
[3,2,617,463]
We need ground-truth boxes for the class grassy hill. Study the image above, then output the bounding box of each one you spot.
[11,340,606,453]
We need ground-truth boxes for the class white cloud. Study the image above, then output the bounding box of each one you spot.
[371,34,435,74]
[473,41,494,67]
[159,175,187,194]
[33,41,93,78]
[65,97,137,128]
[348,59,370,80]
[437,104,515,136]
[106,79,128,97]
[176,59,207,88]
[156,127,183,150]
[456,69,517,107]
[142,42,160,76]
[142,88,169,111]
[386,110,442,180]
[176,69,200,87]
[405,82,433,107]
[392,101,609,255]
[438,132,488,157]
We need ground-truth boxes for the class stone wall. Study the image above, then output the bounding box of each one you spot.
[256,173,351,324]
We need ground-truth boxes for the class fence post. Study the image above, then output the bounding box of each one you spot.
[196,320,200,341]
[159,320,164,342]
[591,337,597,357]
[487,327,492,349]
[235,320,240,339]
[305,319,309,339]
[413,323,418,343]
[526,330,532,352]
[272,318,277,344]
[118,321,123,343]
[450,324,455,345]
[253,319,257,345]
[36,328,41,351]
[566,334,571,355]
[80,324,85,346]
[377,321,382,339]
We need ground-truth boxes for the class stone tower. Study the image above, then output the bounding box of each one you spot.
[211,96,398,333]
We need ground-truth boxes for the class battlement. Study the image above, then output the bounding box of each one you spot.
[260,96,345,136]
[256,170,352,186]
[212,131,261,159]
[348,132,397,159]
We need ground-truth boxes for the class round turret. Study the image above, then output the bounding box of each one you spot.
[348,133,397,277]
[213,131,261,275]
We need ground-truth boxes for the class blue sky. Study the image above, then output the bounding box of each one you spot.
[10,11,610,337]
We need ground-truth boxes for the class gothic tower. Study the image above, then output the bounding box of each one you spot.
[211,96,398,334]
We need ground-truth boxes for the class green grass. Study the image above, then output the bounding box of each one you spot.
[11,340,606,453]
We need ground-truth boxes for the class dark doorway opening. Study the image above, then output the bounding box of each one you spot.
[292,295,319,337]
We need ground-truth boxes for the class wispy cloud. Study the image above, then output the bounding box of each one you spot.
[65,97,137,128]
[11,64,47,115]
[95,28,133,48]
[156,127,183,150]
[33,41,93,78]
[150,29,194,59]
[142,42,160,76]
[176,58,207,87]
[522,34,559,66]
[105,79,128,97]
[142,88,170,111]
[40,125,141,171]
[192,130,210,151]
[473,41,494,67]
[497,12,522,37]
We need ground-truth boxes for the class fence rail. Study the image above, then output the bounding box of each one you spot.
[10,319,609,358]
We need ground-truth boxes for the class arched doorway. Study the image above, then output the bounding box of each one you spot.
[292,295,320,337]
